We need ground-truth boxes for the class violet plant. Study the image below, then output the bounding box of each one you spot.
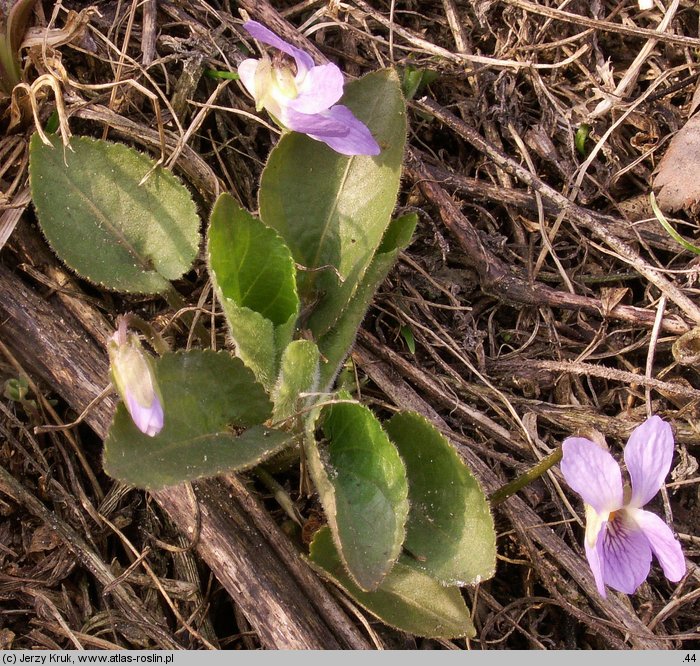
[23,16,690,636]
[27,23,495,639]
[561,415,685,597]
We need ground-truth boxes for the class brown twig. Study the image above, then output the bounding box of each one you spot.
[411,99,700,327]
[406,156,690,335]
[502,0,700,49]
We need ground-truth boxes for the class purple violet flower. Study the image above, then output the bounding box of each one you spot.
[560,415,685,597]
[107,319,164,437]
[238,21,380,156]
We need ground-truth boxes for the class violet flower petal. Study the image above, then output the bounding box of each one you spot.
[585,524,608,597]
[238,58,260,97]
[288,63,344,114]
[285,104,380,156]
[632,508,686,582]
[599,518,652,594]
[624,415,674,508]
[243,20,314,75]
[124,389,164,438]
[561,437,623,514]
[147,398,165,437]
[283,107,347,136]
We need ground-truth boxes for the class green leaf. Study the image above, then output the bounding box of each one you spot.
[104,350,292,490]
[575,124,590,156]
[400,325,416,354]
[271,340,320,423]
[377,211,417,255]
[309,527,475,639]
[259,69,407,337]
[304,401,409,591]
[400,66,439,101]
[29,134,200,294]
[384,413,496,586]
[318,213,417,390]
[207,193,299,388]
[208,193,298,326]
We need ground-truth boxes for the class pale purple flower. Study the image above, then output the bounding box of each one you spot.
[560,416,685,597]
[107,319,164,437]
[237,21,380,156]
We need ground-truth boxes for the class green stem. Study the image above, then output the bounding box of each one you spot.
[0,39,21,94]
[489,446,562,506]
[123,313,171,356]
[254,467,302,526]
[204,69,240,81]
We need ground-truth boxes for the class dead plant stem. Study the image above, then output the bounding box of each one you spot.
[415,98,700,326]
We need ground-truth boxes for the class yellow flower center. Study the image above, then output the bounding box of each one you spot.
[253,57,299,113]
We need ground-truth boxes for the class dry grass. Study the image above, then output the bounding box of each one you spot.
[1,0,699,649]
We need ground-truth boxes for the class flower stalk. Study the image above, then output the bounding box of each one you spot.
[489,446,563,506]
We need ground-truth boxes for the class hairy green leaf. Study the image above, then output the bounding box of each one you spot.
[304,401,409,590]
[385,412,496,585]
[271,340,320,423]
[318,213,417,390]
[208,193,299,387]
[310,527,475,639]
[259,69,407,336]
[29,134,199,293]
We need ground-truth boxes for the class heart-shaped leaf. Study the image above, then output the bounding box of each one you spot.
[259,69,407,337]
[385,412,496,585]
[104,350,292,489]
[29,134,200,293]
[304,401,409,590]
[309,527,475,639]
[271,339,320,423]
[208,193,299,389]
[318,213,417,390]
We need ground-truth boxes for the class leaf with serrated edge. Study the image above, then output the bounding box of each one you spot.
[318,213,417,390]
[271,340,320,424]
[309,527,475,639]
[103,350,292,490]
[29,134,199,293]
[208,193,299,388]
[309,401,408,591]
[259,69,406,337]
[385,412,496,585]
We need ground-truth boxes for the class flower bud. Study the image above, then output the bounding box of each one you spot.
[107,320,164,437]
